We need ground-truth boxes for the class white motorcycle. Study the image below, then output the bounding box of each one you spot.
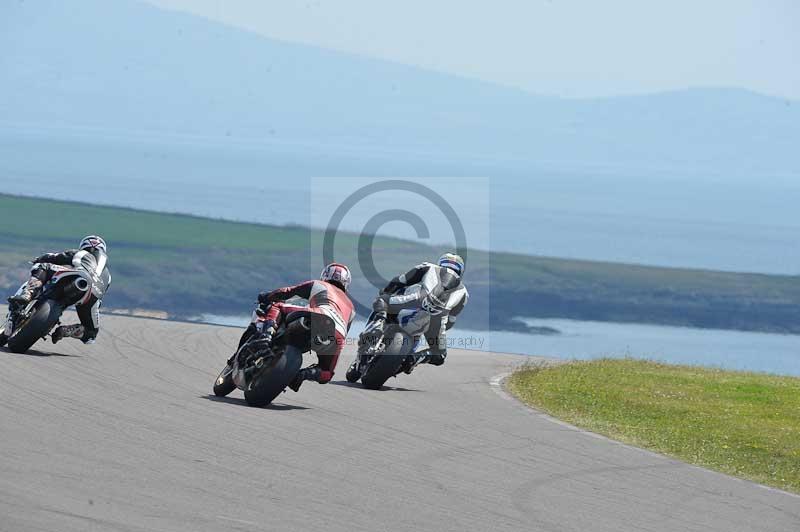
[1,263,109,353]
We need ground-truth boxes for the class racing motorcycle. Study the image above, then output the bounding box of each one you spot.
[347,265,464,390]
[214,308,321,407]
[0,263,110,354]
[346,300,436,390]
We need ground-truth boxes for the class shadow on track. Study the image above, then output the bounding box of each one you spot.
[329,380,422,392]
[0,346,80,357]
[200,394,310,410]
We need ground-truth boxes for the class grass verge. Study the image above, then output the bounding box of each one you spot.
[507,358,800,493]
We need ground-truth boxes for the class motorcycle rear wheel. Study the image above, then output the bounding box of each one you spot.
[244,346,303,407]
[7,300,62,354]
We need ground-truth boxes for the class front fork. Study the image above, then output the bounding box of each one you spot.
[357,320,386,368]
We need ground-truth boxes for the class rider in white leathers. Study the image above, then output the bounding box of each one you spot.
[349,253,468,377]
[2,235,110,346]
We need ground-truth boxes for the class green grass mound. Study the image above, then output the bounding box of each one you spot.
[2,193,800,332]
[508,359,800,493]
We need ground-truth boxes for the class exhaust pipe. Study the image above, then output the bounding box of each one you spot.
[73,278,90,292]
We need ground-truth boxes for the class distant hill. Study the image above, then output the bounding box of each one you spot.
[2,0,799,179]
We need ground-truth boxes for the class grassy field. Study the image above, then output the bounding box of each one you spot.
[508,359,800,493]
[1,193,799,333]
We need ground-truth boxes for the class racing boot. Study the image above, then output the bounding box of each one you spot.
[52,324,85,344]
[425,349,446,366]
[410,349,446,368]
[8,277,42,305]
[398,349,445,375]
[398,354,421,375]
[289,366,322,393]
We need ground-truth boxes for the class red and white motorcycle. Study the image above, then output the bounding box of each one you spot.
[213,307,324,407]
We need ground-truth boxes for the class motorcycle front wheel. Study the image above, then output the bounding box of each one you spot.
[360,330,409,390]
[213,364,236,397]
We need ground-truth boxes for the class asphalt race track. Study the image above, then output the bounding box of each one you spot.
[1,315,798,532]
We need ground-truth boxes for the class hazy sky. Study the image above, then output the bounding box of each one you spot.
[145,0,799,99]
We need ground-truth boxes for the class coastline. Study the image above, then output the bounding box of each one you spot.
[97,308,800,377]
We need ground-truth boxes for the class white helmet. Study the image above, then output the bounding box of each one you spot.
[321,263,351,292]
[79,235,107,253]
[438,253,464,276]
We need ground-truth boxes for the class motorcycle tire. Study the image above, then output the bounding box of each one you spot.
[244,345,303,407]
[7,300,62,354]
[361,330,408,390]
[213,364,236,397]
[345,363,361,383]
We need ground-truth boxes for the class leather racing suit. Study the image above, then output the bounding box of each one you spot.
[242,279,355,385]
[373,262,468,366]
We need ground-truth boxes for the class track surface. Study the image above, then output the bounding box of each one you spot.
[1,315,798,532]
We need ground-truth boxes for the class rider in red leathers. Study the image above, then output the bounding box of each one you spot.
[237,263,355,392]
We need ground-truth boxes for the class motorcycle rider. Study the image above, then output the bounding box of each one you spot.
[235,263,355,392]
[2,235,110,346]
[349,252,469,378]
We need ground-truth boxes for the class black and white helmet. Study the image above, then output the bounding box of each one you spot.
[79,235,107,253]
